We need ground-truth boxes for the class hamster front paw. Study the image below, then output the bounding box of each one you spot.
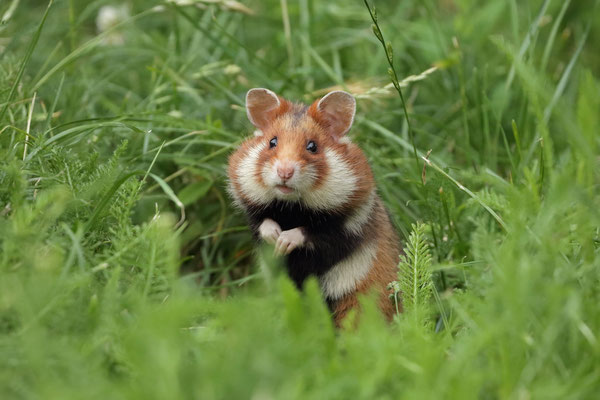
[259,218,281,244]
[275,227,305,255]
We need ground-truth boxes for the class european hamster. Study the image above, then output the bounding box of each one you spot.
[228,88,401,325]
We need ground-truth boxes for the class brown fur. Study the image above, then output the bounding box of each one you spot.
[229,90,402,327]
[255,112,330,189]
[231,102,375,212]
[330,198,400,327]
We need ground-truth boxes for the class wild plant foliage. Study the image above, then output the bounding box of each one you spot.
[389,222,433,320]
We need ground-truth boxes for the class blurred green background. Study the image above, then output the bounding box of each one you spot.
[1,0,599,398]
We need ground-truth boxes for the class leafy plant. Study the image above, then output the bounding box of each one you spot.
[389,222,434,323]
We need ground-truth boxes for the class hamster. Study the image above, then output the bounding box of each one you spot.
[228,88,401,326]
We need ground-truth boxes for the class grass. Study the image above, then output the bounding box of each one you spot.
[1,0,599,398]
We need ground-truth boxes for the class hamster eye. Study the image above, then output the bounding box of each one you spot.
[306,140,317,153]
[269,137,277,148]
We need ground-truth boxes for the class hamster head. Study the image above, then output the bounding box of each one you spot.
[229,88,369,211]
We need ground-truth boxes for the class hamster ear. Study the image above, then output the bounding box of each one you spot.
[246,88,284,130]
[309,91,356,138]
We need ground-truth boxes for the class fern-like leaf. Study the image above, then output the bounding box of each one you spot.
[390,222,433,318]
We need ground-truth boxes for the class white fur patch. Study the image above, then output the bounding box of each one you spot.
[319,241,377,300]
[233,146,357,210]
[344,190,375,235]
[302,149,357,210]
[235,141,272,205]
[260,160,302,202]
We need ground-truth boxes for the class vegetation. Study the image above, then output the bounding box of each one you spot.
[1,0,599,398]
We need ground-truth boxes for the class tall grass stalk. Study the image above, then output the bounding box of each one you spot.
[363,0,419,172]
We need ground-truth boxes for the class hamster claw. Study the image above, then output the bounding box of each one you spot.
[259,218,281,244]
[275,227,305,255]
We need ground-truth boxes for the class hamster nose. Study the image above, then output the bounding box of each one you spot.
[277,164,295,180]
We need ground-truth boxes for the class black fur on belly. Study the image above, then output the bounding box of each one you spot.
[245,200,373,289]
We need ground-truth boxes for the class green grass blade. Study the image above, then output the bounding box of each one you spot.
[0,0,53,123]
